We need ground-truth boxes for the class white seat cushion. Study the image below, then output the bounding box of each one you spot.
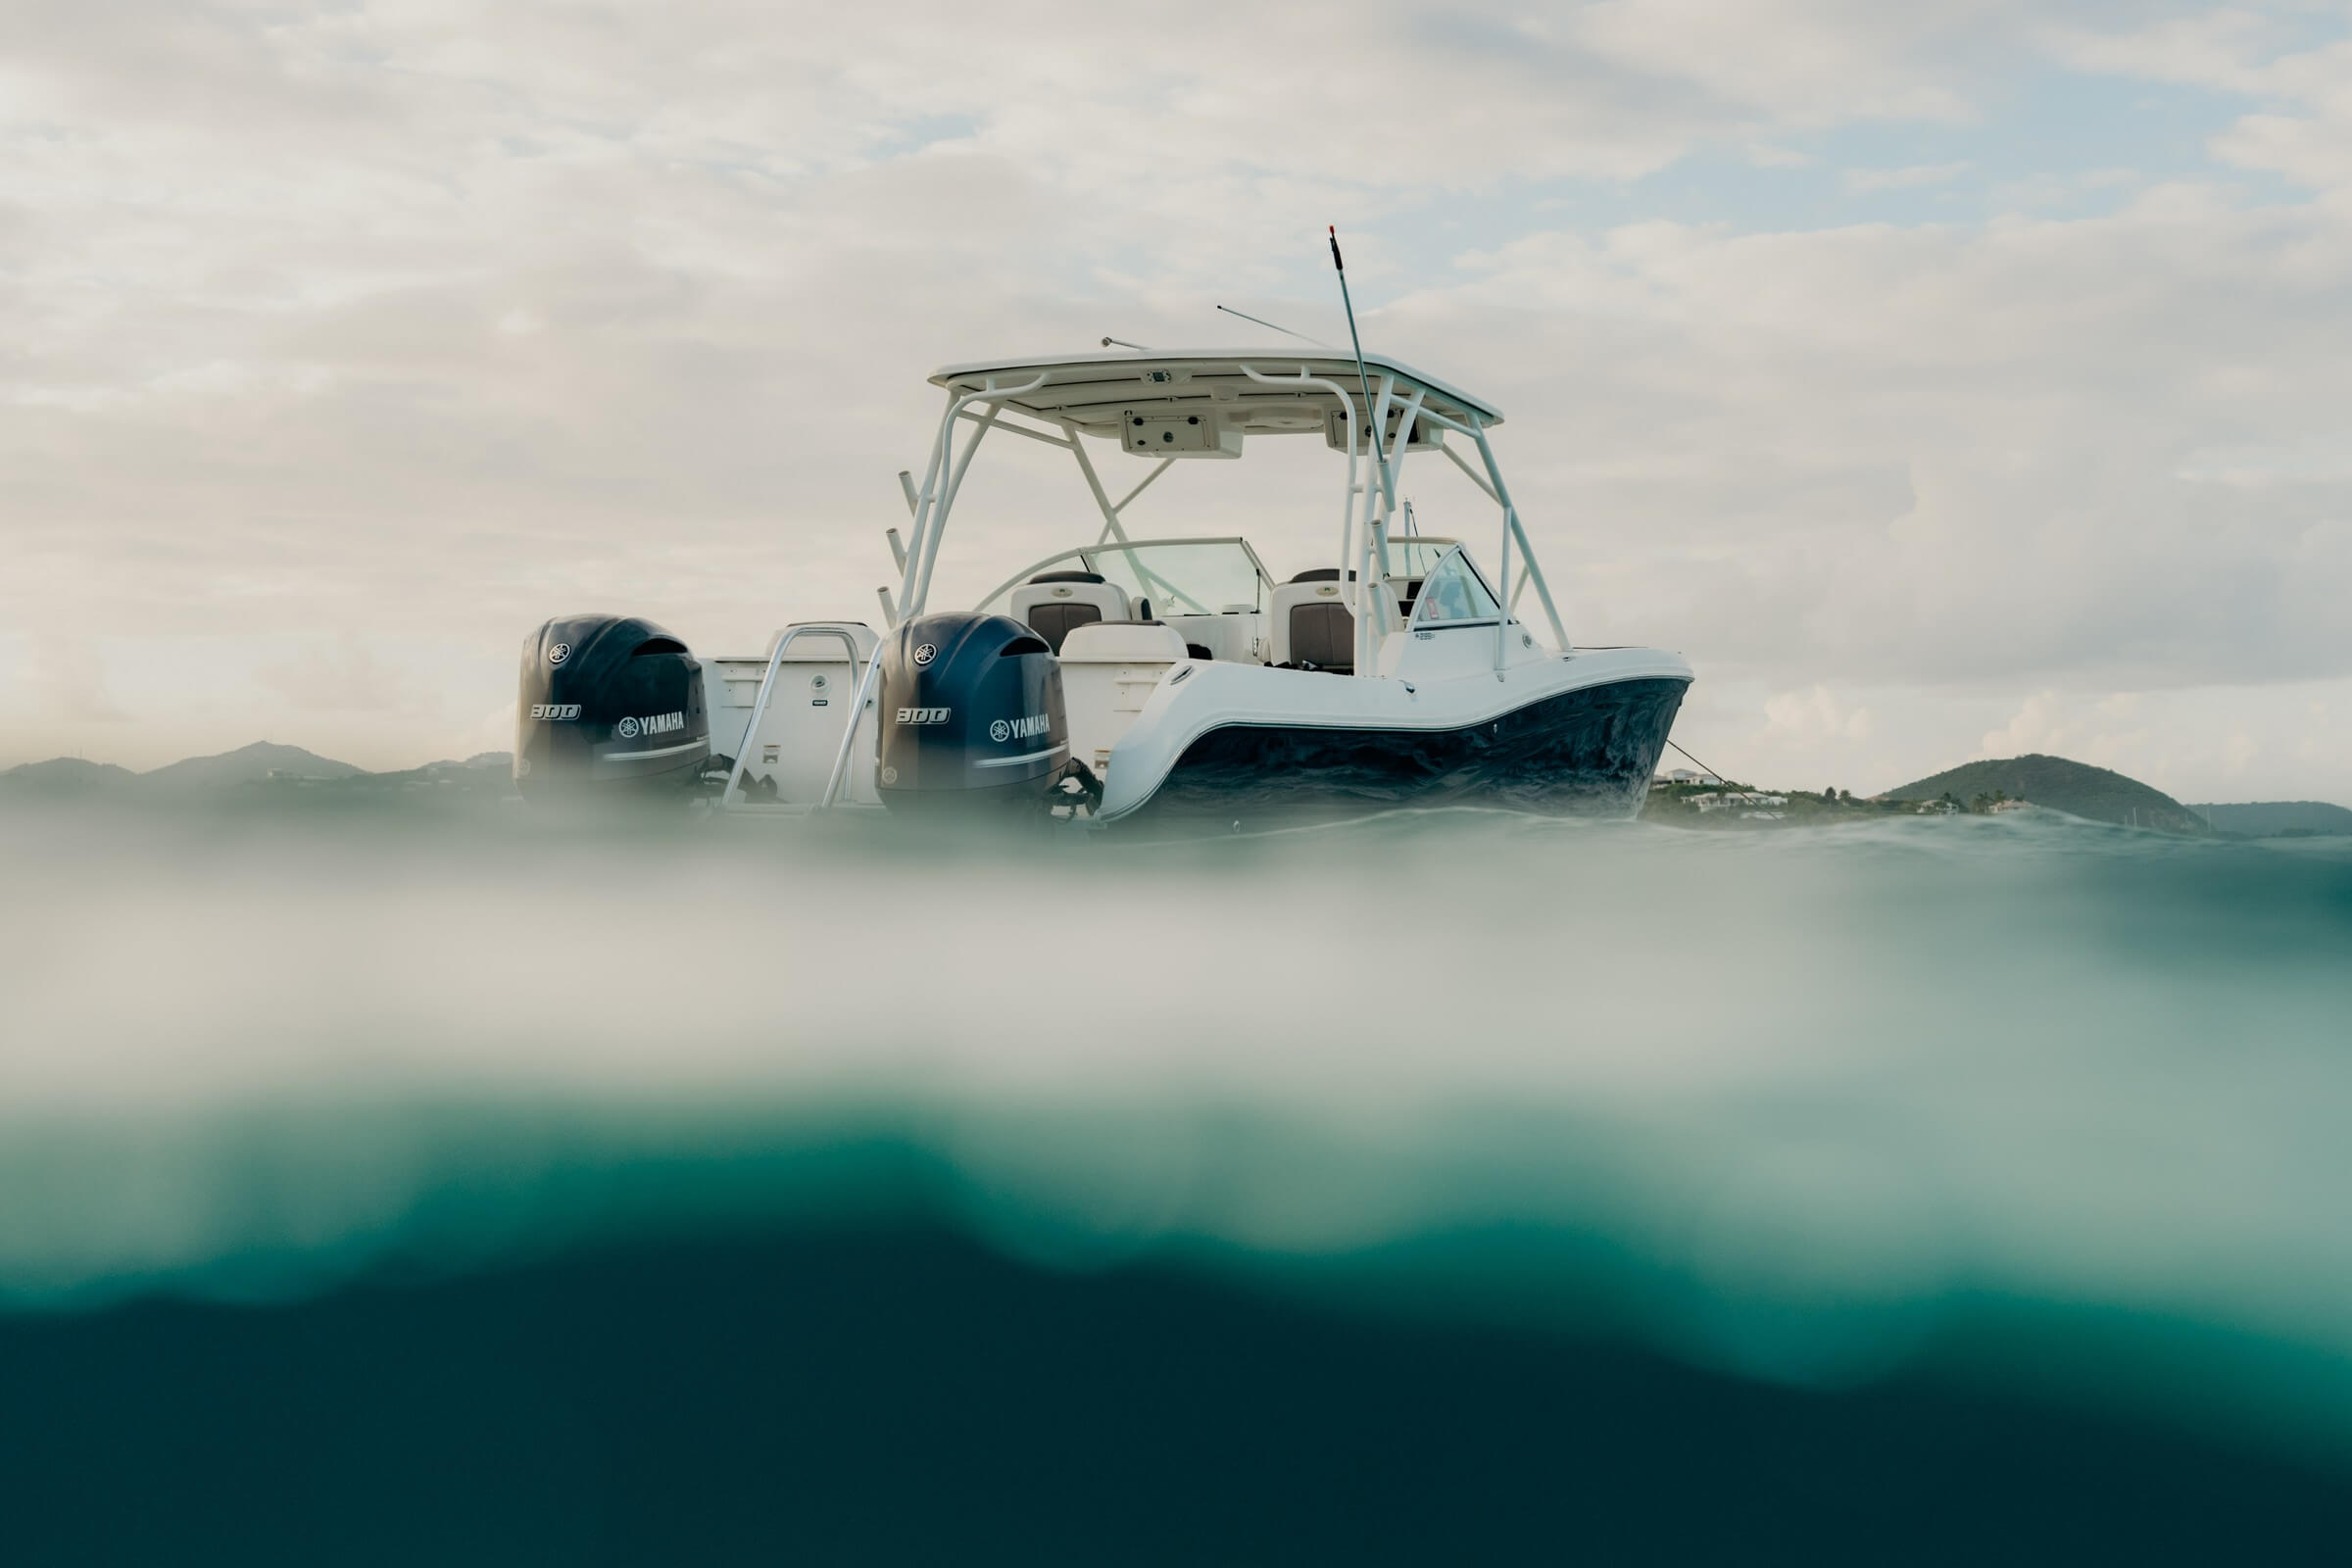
[1008,580,1131,625]
[1057,620,1190,663]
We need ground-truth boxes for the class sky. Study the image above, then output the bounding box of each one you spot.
[5,0,2352,803]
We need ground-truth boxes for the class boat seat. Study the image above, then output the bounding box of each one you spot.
[1288,600,1353,671]
[1269,577,1398,672]
[1056,620,1189,663]
[1008,571,1131,653]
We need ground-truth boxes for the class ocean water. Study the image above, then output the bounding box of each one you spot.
[5,798,2351,1562]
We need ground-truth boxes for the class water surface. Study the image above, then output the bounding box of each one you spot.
[5,800,2349,1560]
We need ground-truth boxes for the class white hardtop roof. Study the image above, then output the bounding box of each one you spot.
[929,347,1504,436]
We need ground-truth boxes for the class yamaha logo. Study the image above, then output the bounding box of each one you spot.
[912,642,937,666]
[614,710,686,742]
[993,713,1051,743]
[548,643,571,665]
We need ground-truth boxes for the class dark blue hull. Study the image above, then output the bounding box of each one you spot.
[1117,675,1689,829]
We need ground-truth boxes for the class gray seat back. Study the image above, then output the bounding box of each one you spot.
[1287,600,1354,671]
[1027,600,1103,653]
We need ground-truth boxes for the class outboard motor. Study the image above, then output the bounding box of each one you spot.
[875,612,1069,812]
[514,614,710,801]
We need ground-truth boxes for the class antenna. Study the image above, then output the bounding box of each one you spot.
[1329,225,1394,506]
[1101,337,1152,352]
[1330,226,1396,674]
[1214,304,1333,350]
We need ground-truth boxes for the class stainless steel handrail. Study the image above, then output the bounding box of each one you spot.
[719,624,867,809]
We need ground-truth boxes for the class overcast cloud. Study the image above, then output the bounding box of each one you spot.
[4,0,2351,801]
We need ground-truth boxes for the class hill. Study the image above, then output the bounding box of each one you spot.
[1882,754,2206,833]
[138,741,366,790]
[0,744,509,803]
[2192,801,2352,837]
[0,758,141,797]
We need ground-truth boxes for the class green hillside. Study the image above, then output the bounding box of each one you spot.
[0,758,139,797]
[139,740,365,789]
[1882,754,2207,833]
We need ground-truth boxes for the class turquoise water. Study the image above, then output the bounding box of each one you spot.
[5,801,2350,1559]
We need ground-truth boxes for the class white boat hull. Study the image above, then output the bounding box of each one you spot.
[1098,644,1692,828]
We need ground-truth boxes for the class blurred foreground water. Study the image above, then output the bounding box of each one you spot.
[4,798,2351,1561]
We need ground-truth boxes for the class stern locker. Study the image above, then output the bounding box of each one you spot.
[1056,620,1189,782]
[702,625,882,806]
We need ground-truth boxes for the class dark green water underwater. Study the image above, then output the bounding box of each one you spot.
[4,802,2350,1562]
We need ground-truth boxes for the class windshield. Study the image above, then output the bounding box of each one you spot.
[1086,540,1269,616]
[1384,537,1461,582]
[980,538,1271,618]
[1410,544,1502,626]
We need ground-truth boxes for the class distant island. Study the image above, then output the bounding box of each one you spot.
[0,742,514,804]
[6,742,2345,839]
[1882,754,2208,834]
[1645,753,2337,838]
[2190,801,2352,838]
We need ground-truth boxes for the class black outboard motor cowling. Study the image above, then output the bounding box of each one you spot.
[876,612,1069,811]
[515,614,710,800]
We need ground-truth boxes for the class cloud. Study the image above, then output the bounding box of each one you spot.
[1842,161,1974,192]
[1976,689,2278,795]
[2,0,2351,800]
[2035,10,2282,95]
[13,638,128,723]
[1981,691,2085,758]
[1429,180,2352,699]
[254,637,412,712]
[2042,15,2352,192]
[1566,0,1997,125]
[1766,686,1875,740]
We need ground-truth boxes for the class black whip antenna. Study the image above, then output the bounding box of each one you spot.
[1329,228,1378,441]
[1330,226,1397,532]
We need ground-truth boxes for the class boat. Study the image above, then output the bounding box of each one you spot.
[514,345,1693,829]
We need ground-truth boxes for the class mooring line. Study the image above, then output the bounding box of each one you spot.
[1665,737,1732,783]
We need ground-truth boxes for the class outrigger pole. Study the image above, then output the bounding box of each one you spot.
[1328,226,1383,486]
[1331,226,1397,672]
